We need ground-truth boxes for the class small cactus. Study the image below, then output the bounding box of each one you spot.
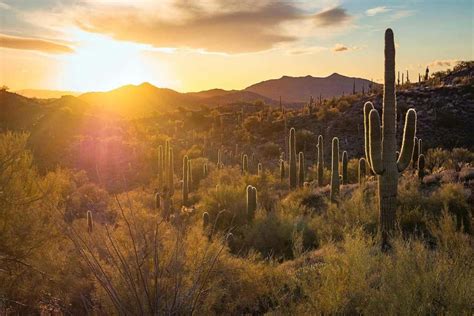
[418,154,425,180]
[412,137,419,169]
[330,137,340,202]
[242,154,248,174]
[257,163,263,176]
[298,151,305,187]
[86,210,93,233]
[168,147,174,195]
[158,145,163,189]
[317,135,324,187]
[358,158,367,185]
[202,212,210,229]
[155,192,161,210]
[289,127,297,189]
[182,155,189,205]
[246,185,257,223]
[279,159,285,182]
[203,162,208,178]
[342,151,348,185]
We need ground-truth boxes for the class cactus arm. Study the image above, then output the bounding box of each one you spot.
[397,109,417,172]
[363,101,374,167]
[368,109,384,174]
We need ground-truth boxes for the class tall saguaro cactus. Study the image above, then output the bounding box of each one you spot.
[182,155,189,205]
[342,151,348,185]
[317,135,324,187]
[330,137,340,202]
[298,152,305,187]
[246,185,257,223]
[364,29,417,250]
[289,127,297,189]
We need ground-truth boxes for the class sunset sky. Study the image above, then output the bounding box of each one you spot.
[0,0,472,93]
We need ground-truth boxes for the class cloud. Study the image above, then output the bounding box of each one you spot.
[391,9,415,20]
[0,33,73,54]
[429,59,460,67]
[332,43,348,52]
[0,1,10,10]
[313,6,351,27]
[288,46,328,55]
[366,6,390,16]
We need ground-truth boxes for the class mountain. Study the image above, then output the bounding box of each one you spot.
[245,73,379,103]
[79,83,276,116]
[16,89,81,99]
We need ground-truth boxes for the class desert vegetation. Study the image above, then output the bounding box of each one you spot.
[1,29,473,314]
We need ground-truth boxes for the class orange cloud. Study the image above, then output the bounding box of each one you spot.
[0,34,73,54]
[71,2,352,54]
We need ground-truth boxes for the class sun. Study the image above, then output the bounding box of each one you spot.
[60,30,172,92]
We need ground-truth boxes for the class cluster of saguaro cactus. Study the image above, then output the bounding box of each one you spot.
[87,210,93,233]
[158,140,174,194]
[363,29,417,250]
[298,152,305,187]
[342,151,348,185]
[358,158,367,185]
[242,154,248,174]
[317,135,324,186]
[330,137,340,202]
[246,185,257,222]
[289,127,297,189]
[182,155,189,205]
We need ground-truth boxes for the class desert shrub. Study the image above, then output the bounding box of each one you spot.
[426,148,451,171]
[261,142,281,159]
[291,219,474,314]
[430,183,472,233]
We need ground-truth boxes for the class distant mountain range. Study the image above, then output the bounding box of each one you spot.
[13,73,379,116]
[245,73,375,103]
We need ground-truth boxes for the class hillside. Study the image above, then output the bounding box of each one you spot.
[245,73,379,102]
[16,89,81,99]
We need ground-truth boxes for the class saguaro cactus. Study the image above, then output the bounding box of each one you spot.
[317,135,324,186]
[330,137,340,202]
[168,147,174,195]
[363,29,417,250]
[87,210,93,233]
[280,159,285,182]
[246,185,257,222]
[257,163,263,176]
[187,159,193,192]
[158,145,163,189]
[242,154,248,174]
[182,155,189,205]
[289,127,297,189]
[342,151,348,185]
[412,137,419,169]
[417,154,425,180]
[298,152,305,187]
[155,192,161,210]
[358,158,367,185]
[203,162,208,178]
[202,212,210,230]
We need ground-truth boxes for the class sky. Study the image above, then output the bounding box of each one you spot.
[0,0,472,92]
